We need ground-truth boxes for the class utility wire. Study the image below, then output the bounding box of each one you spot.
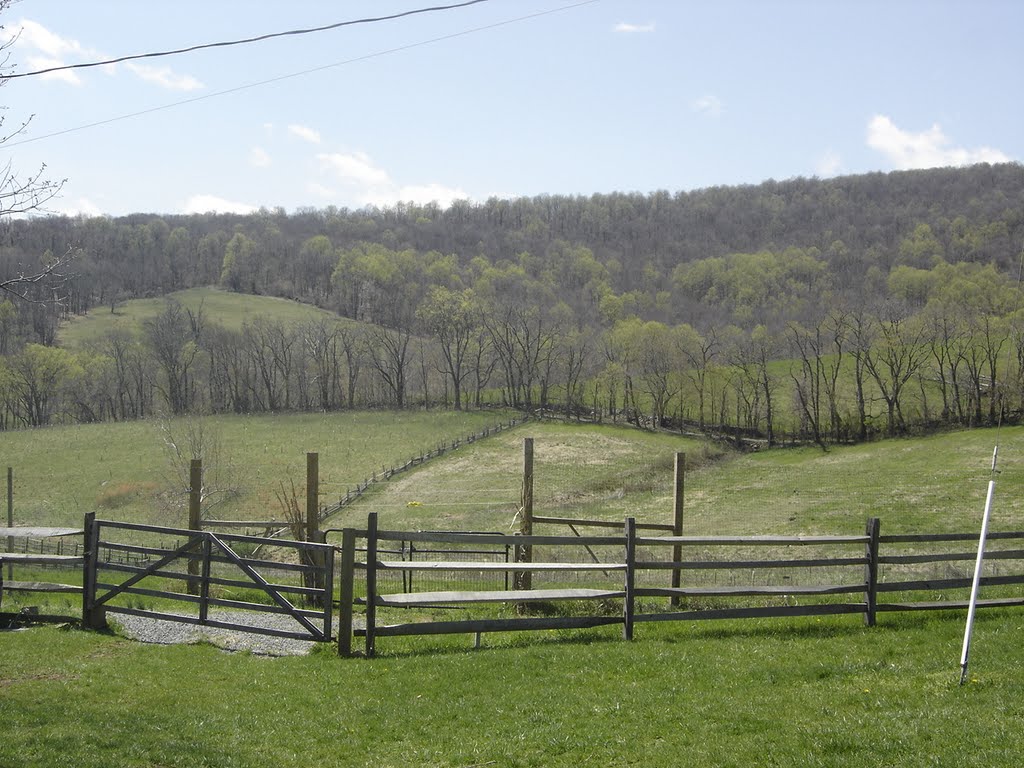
[5,0,493,80]
[3,0,599,149]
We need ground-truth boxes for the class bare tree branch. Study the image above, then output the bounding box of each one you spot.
[0,1,73,304]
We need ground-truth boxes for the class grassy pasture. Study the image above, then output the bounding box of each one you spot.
[4,421,1024,765]
[57,286,338,348]
[2,611,1023,767]
[0,409,515,531]
[340,421,1024,537]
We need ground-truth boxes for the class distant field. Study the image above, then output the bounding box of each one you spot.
[1,409,516,530]
[8,408,1021,538]
[57,286,339,348]
[339,421,1024,537]
[337,421,716,532]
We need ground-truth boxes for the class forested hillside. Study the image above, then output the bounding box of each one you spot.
[2,163,1023,441]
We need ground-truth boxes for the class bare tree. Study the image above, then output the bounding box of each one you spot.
[0,5,72,302]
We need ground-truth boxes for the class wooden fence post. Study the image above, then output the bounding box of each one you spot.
[187,459,202,596]
[199,535,212,624]
[306,452,323,605]
[365,512,379,658]
[514,437,534,591]
[81,512,106,630]
[6,467,12,581]
[321,534,334,643]
[338,528,356,657]
[864,517,880,627]
[670,452,685,606]
[624,516,636,640]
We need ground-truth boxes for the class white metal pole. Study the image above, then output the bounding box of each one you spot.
[959,474,996,685]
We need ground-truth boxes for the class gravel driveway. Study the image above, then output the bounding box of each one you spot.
[110,610,351,656]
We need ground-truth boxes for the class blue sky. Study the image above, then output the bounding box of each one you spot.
[3,0,1022,217]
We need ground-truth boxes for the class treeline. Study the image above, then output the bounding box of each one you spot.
[2,162,1022,339]
[1,163,1024,442]
[1,264,1021,445]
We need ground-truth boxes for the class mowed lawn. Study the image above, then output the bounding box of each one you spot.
[1,610,1022,767]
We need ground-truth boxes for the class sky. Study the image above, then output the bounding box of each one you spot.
[2,0,1022,218]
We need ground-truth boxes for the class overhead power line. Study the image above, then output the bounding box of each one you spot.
[5,0,493,80]
[4,0,600,149]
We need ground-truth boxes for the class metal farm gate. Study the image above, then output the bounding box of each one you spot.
[83,513,334,643]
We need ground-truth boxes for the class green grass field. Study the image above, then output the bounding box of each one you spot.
[5,418,1024,766]
[2,610,1021,767]
[1,409,517,530]
[57,286,339,348]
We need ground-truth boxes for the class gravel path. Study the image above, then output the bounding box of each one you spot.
[110,610,353,656]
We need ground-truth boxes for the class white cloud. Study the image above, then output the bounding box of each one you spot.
[14,18,202,91]
[249,147,272,168]
[56,197,104,217]
[691,95,723,118]
[384,183,469,209]
[867,114,1011,170]
[125,62,203,91]
[317,151,468,208]
[307,182,336,199]
[614,22,655,33]
[182,194,258,215]
[14,19,91,85]
[318,151,392,188]
[15,19,85,58]
[288,124,322,144]
[24,55,81,84]
[816,150,843,177]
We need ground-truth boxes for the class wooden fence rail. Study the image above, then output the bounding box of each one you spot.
[83,516,335,642]
[337,514,1024,656]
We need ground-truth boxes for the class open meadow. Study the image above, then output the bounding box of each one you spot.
[4,416,1024,766]
[56,287,342,349]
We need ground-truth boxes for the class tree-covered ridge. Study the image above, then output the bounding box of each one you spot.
[1,163,1023,441]
[2,162,1021,331]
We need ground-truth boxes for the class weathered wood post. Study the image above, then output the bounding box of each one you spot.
[365,512,379,658]
[199,535,212,624]
[864,517,880,626]
[624,516,636,640]
[306,452,323,605]
[338,527,357,657]
[187,459,202,595]
[670,452,685,607]
[81,512,106,629]
[514,437,534,591]
[6,467,12,580]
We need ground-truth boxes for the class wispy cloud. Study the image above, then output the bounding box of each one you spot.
[249,147,272,168]
[14,18,203,90]
[182,194,257,215]
[317,151,467,208]
[14,18,91,84]
[125,62,203,91]
[614,22,655,33]
[867,115,1010,170]
[288,124,322,144]
[307,182,336,199]
[816,150,843,177]
[318,151,391,187]
[691,95,723,118]
[56,197,104,217]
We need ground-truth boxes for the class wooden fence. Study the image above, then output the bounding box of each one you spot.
[0,526,84,624]
[337,513,1024,656]
[82,515,335,642]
